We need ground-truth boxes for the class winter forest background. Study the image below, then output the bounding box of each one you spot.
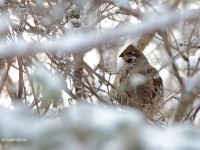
[1,0,200,149]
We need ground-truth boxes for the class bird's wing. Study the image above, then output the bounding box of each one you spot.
[145,66,164,104]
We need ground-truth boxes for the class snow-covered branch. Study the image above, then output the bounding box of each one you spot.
[0,9,199,58]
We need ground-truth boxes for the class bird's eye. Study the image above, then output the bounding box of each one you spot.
[127,52,132,55]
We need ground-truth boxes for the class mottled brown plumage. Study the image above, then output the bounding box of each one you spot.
[118,44,163,115]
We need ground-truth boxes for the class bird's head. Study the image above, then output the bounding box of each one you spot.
[119,44,148,65]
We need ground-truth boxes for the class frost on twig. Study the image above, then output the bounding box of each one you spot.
[0,1,200,145]
[174,71,200,122]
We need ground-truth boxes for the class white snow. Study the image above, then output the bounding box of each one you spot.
[183,71,200,93]
[0,104,200,150]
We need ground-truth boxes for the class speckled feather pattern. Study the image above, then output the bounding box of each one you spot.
[118,44,164,115]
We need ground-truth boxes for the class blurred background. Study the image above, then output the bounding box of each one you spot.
[0,0,200,149]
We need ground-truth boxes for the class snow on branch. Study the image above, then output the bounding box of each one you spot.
[0,9,200,58]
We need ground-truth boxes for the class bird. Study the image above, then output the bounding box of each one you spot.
[117,44,164,116]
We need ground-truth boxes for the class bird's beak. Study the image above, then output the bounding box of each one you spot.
[119,52,124,57]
